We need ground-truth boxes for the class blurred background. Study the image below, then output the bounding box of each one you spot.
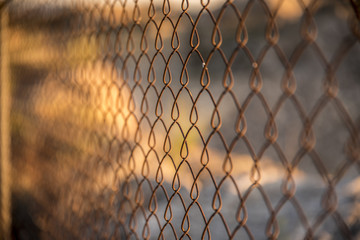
[1,0,360,239]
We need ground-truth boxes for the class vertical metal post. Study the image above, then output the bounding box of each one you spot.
[0,1,11,239]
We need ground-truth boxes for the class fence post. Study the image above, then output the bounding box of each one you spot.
[0,1,11,239]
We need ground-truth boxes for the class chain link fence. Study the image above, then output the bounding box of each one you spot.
[2,0,360,239]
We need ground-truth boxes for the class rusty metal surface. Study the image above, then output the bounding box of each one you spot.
[6,0,360,239]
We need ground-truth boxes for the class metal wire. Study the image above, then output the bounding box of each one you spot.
[5,0,360,239]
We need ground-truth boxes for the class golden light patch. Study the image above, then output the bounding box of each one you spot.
[267,0,312,21]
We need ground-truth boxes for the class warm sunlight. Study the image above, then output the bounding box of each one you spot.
[266,0,312,20]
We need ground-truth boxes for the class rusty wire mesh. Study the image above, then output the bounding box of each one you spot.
[5,0,360,239]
